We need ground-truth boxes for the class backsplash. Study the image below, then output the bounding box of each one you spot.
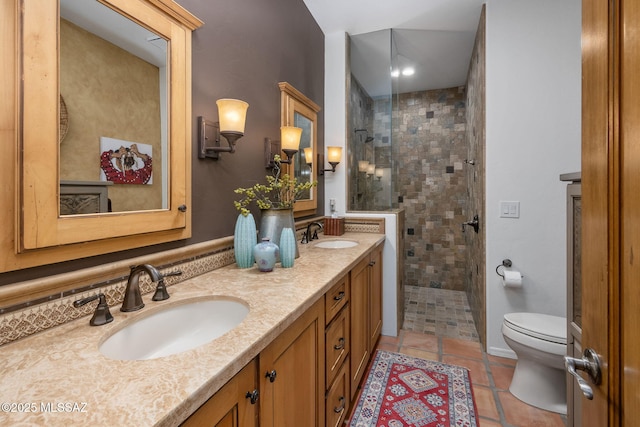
[0,218,384,347]
[0,245,235,346]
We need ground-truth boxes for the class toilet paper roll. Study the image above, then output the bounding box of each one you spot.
[502,270,523,288]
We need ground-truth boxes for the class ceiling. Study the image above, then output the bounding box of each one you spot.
[303,0,485,97]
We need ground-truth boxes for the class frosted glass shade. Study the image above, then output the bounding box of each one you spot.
[358,160,370,172]
[303,147,313,164]
[216,99,249,133]
[327,146,342,163]
[366,164,376,175]
[280,126,302,151]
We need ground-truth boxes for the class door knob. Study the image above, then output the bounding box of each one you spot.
[564,348,602,400]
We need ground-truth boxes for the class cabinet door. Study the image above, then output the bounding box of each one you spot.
[350,257,369,398]
[368,246,383,353]
[260,299,325,427]
[181,359,258,427]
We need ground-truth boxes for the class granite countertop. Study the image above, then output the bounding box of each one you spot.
[0,232,384,426]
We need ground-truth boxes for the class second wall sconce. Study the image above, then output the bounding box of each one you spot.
[318,146,343,175]
[264,126,303,168]
[198,98,249,160]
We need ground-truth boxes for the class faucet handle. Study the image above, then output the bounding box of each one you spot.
[73,293,114,326]
[151,270,182,302]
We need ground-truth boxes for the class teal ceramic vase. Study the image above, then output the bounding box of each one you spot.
[234,213,257,269]
[253,238,279,272]
[279,227,296,268]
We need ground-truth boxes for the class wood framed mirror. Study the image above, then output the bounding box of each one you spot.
[279,82,320,217]
[1,0,202,272]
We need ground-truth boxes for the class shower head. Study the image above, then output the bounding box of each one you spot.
[354,129,374,143]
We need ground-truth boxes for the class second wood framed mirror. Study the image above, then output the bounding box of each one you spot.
[279,82,320,217]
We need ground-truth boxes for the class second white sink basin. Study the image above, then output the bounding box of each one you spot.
[314,240,358,249]
[99,297,249,360]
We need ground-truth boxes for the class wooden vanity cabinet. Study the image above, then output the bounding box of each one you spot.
[368,245,383,354]
[181,243,383,427]
[349,256,369,399]
[324,277,350,427]
[350,244,384,399]
[259,299,325,427]
[181,359,259,427]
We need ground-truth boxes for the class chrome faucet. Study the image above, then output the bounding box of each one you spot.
[121,264,161,312]
[301,222,323,244]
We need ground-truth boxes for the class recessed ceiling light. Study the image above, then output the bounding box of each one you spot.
[402,67,415,76]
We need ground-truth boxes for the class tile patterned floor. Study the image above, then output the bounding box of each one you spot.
[349,287,568,426]
[403,285,479,341]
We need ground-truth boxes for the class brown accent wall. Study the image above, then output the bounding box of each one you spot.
[0,0,324,285]
[465,6,487,347]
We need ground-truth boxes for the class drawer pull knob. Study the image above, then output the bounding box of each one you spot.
[265,370,277,383]
[334,337,345,350]
[334,396,346,413]
[246,389,259,404]
[333,291,345,301]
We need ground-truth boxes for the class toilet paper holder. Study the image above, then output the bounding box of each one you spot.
[495,259,523,278]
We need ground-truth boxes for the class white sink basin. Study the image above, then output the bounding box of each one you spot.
[99,297,249,360]
[314,240,358,249]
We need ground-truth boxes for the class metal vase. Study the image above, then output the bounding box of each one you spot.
[258,208,299,259]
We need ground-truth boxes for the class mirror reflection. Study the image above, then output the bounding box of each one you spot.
[279,82,319,216]
[59,0,168,214]
[293,112,313,200]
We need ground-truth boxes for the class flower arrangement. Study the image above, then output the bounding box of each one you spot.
[234,155,317,216]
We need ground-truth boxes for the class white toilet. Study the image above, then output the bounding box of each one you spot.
[502,312,567,414]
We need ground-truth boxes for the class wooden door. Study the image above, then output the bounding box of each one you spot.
[181,359,258,427]
[259,299,324,427]
[581,0,640,424]
[368,246,383,353]
[350,257,369,398]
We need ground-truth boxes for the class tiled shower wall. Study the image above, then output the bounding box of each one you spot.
[393,87,468,292]
[465,6,487,346]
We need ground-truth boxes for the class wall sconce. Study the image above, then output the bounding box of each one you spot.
[303,147,313,169]
[366,163,376,176]
[375,168,384,180]
[319,146,343,175]
[198,98,249,160]
[264,126,303,168]
[358,160,370,173]
[279,126,303,164]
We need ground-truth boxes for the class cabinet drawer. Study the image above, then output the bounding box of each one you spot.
[325,304,349,387]
[325,276,349,324]
[325,357,350,427]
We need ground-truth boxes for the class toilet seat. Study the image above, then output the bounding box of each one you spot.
[503,312,566,344]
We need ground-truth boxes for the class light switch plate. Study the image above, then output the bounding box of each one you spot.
[500,201,520,218]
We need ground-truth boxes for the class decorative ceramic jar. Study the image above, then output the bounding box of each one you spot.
[234,213,257,269]
[259,208,299,260]
[253,238,279,272]
[279,227,296,268]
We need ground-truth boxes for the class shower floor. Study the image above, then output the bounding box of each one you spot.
[403,285,479,341]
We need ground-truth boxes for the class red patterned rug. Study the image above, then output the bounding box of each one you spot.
[349,350,479,427]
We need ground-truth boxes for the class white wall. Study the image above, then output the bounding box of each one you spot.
[485,0,581,356]
[323,31,349,216]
